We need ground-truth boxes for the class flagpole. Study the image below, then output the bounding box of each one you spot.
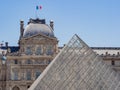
[35,9,38,18]
[35,6,38,18]
[35,5,42,18]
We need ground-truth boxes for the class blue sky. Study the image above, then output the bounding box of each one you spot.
[0,0,120,47]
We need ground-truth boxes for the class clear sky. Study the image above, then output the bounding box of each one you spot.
[0,0,120,47]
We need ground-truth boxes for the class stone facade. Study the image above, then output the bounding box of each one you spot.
[0,18,59,90]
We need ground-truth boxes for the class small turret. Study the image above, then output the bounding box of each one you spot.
[50,20,54,30]
[20,20,24,38]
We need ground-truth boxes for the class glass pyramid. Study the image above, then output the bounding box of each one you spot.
[29,34,120,90]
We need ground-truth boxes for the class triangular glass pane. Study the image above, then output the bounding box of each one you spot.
[29,34,120,90]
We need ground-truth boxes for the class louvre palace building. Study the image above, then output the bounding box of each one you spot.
[0,18,120,90]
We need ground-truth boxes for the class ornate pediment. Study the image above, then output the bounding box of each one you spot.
[22,34,57,45]
[32,35,47,40]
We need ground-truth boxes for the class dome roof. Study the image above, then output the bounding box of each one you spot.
[23,19,54,38]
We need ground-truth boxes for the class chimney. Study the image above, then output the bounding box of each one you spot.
[5,42,8,49]
[50,20,54,30]
[20,20,24,38]
[117,52,119,55]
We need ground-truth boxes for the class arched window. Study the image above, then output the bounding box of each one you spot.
[26,70,31,80]
[12,86,20,90]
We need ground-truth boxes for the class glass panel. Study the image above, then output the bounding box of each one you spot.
[30,34,120,90]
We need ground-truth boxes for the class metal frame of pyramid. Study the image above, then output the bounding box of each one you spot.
[29,34,120,90]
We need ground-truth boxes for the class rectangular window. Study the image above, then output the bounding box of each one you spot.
[35,46,43,55]
[36,71,41,79]
[111,60,115,65]
[46,45,53,55]
[26,46,33,55]
[14,60,18,64]
[14,71,18,80]
[26,71,31,80]
[26,60,32,64]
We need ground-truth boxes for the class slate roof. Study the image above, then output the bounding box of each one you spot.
[1,46,19,53]
[23,18,54,38]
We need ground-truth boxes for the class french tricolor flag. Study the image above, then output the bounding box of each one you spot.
[36,5,42,10]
